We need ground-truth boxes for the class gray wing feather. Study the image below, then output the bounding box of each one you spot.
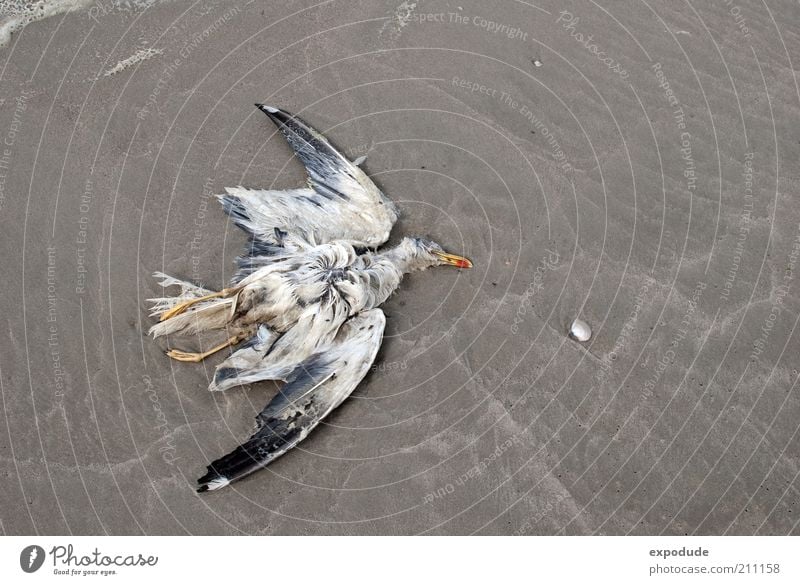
[218,192,312,284]
[208,325,284,392]
[256,105,387,207]
[217,107,398,280]
[224,106,397,248]
[209,300,352,392]
[197,309,385,491]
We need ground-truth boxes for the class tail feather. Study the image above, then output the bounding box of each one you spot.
[147,272,214,316]
[148,272,237,338]
[151,271,212,296]
[148,299,236,338]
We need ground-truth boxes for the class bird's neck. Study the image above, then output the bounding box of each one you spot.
[358,246,417,309]
[377,244,423,274]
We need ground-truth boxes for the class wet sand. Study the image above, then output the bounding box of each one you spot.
[0,0,798,534]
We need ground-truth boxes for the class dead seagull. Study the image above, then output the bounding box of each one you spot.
[148,105,473,492]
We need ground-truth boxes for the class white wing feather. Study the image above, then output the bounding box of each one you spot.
[197,309,385,491]
[219,106,398,253]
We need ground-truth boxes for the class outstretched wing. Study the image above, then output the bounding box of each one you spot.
[197,309,385,492]
[219,105,398,252]
[216,211,311,284]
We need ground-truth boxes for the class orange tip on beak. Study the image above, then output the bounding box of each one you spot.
[434,251,473,269]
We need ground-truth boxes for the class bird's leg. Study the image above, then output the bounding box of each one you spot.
[166,333,246,363]
[159,287,241,322]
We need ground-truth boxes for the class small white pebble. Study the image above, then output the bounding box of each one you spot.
[533,59,543,67]
[569,318,592,342]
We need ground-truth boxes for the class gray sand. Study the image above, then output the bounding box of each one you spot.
[0,0,798,535]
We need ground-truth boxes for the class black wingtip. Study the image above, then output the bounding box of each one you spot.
[255,103,281,115]
[196,484,209,493]
[256,105,295,128]
[197,468,219,486]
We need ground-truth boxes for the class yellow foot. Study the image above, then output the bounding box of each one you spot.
[166,349,207,363]
[159,287,241,322]
[166,334,244,363]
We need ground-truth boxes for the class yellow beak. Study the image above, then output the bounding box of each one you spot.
[433,251,473,269]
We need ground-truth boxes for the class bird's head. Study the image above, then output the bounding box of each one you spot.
[400,237,473,271]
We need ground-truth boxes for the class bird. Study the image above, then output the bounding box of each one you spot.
[148,105,473,492]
